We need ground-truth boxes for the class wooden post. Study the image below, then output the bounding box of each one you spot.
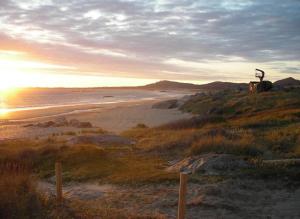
[178,172,188,219]
[55,162,63,205]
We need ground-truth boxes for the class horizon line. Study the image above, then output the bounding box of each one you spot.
[4,76,297,90]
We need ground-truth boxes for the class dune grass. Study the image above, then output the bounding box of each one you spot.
[80,128,107,134]
[0,88,299,218]
[123,125,294,158]
[0,140,176,184]
[0,163,53,219]
[123,128,199,158]
[181,88,300,116]
[123,88,300,159]
[69,199,169,219]
[189,133,262,156]
[240,158,300,181]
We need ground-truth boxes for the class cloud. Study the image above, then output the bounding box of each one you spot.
[0,0,299,83]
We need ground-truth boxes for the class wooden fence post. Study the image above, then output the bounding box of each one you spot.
[55,162,63,205]
[178,172,188,219]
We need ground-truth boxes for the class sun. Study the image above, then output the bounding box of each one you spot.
[0,81,15,92]
[0,59,23,118]
[0,51,42,91]
[0,92,9,117]
[0,108,9,117]
[0,60,23,91]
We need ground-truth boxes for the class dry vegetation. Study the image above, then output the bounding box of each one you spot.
[0,140,176,184]
[0,140,176,218]
[189,132,261,156]
[124,88,300,160]
[1,88,299,218]
[0,163,54,219]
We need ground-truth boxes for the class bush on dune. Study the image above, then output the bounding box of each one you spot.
[157,116,225,130]
[189,132,263,157]
[0,164,52,219]
[105,154,177,185]
[181,89,300,117]
[171,89,300,158]
[263,125,300,156]
[0,142,105,180]
[0,139,37,160]
[29,145,110,181]
[123,128,199,157]
[80,128,107,134]
[1,140,174,184]
[135,123,148,129]
[124,109,299,158]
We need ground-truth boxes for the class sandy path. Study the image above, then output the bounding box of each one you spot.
[38,181,115,200]
[38,178,300,218]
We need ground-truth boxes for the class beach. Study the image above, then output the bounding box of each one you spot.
[0,89,193,139]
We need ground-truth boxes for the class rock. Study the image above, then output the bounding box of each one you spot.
[37,121,55,128]
[69,119,81,127]
[78,122,93,128]
[68,134,135,146]
[69,119,92,128]
[262,158,300,165]
[152,99,178,109]
[177,95,192,107]
[23,118,93,129]
[135,123,148,129]
[23,124,35,127]
[166,153,252,175]
[207,107,217,114]
[207,107,223,115]
[54,117,68,126]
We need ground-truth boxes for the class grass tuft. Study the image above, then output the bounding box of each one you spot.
[0,163,52,219]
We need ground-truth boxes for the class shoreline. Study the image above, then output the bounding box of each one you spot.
[1,89,193,122]
[0,97,193,139]
[1,99,157,122]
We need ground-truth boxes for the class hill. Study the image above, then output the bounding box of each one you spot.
[197,81,247,91]
[180,88,300,117]
[141,80,200,90]
[141,77,300,91]
[125,87,300,159]
[274,77,300,87]
[141,80,247,91]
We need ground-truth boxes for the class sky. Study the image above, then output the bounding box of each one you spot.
[0,0,300,87]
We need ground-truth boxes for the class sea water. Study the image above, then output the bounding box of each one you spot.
[0,88,187,114]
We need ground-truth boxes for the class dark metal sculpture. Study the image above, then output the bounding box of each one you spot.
[249,69,272,93]
[255,69,265,82]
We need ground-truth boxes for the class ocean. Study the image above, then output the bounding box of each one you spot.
[0,88,188,114]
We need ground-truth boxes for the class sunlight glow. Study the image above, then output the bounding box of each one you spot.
[0,61,38,91]
[0,108,9,116]
[0,92,9,117]
[0,49,157,88]
[0,50,78,90]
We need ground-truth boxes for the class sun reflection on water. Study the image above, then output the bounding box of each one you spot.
[0,91,9,118]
